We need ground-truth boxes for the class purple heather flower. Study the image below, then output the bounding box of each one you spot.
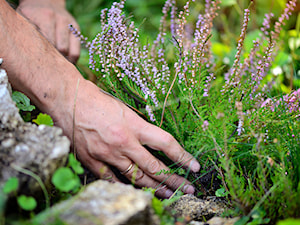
[202,120,209,131]
[83,1,163,122]
[272,0,297,40]
[228,8,250,83]
[146,105,156,122]
[261,13,274,36]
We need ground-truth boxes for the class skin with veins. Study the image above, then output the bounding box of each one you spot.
[0,0,200,198]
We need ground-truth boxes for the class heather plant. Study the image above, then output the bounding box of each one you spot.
[70,0,300,223]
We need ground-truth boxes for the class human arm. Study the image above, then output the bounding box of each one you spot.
[0,0,200,198]
[16,0,80,64]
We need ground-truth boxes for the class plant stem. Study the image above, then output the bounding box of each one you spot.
[11,164,50,209]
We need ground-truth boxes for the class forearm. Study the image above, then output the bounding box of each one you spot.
[18,0,66,8]
[0,0,81,121]
[0,1,201,197]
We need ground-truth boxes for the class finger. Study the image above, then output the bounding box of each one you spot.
[125,145,196,196]
[34,9,57,45]
[154,185,174,199]
[55,16,70,57]
[90,147,188,198]
[91,153,175,198]
[68,24,81,64]
[138,124,200,172]
[121,164,175,199]
[79,154,121,183]
[16,7,56,45]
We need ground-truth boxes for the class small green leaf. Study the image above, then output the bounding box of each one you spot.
[215,187,227,197]
[32,113,54,126]
[52,167,81,192]
[17,195,37,211]
[12,91,36,112]
[68,154,84,175]
[3,177,19,194]
[152,197,164,216]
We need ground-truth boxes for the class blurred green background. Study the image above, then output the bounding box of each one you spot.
[66,0,299,92]
[7,0,300,91]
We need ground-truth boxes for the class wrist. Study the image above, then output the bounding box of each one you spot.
[0,0,80,126]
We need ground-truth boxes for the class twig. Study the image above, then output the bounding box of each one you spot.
[72,78,80,157]
[11,164,50,209]
[159,36,182,127]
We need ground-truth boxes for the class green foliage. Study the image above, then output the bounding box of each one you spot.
[51,167,81,193]
[12,91,36,122]
[11,91,54,125]
[215,187,227,197]
[17,195,37,211]
[155,169,171,176]
[277,219,300,225]
[32,113,54,126]
[235,209,270,225]
[51,154,83,194]
[145,187,183,225]
[221,0,237,7]
[77,0,299,223]
[5,0,299,224]
[0,191,6,225]
[3,177,19,194]
[2,155,83,223]
[68,154,84,175]
[12,91,36,112]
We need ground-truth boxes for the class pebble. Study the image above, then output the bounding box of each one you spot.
[1,138,15,148]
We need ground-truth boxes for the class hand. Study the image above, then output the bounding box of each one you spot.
[1,0,200,199]
[57,79,201,198]
[16,0,80,64]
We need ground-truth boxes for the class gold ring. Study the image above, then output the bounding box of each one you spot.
[121,163,133,175]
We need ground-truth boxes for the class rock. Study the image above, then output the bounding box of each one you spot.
[33,180,159,225]
[0,66,20,122]
[169,194,228,221]
[0,65,70,195]
[189,217,240,225]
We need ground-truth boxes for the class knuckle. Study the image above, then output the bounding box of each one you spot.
[161,132,174,147]
[43,8,55,19]
[134,169,145,181]
[127,167,144,183]
[99,166,114,181]
[147,159,160,174]
[178,151,188,164]
[166,175,184,190]
[108,125,129,147]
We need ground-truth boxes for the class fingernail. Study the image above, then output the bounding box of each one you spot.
[190,160,200,172]
[183,185,195,194]
[165,189,174,198]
